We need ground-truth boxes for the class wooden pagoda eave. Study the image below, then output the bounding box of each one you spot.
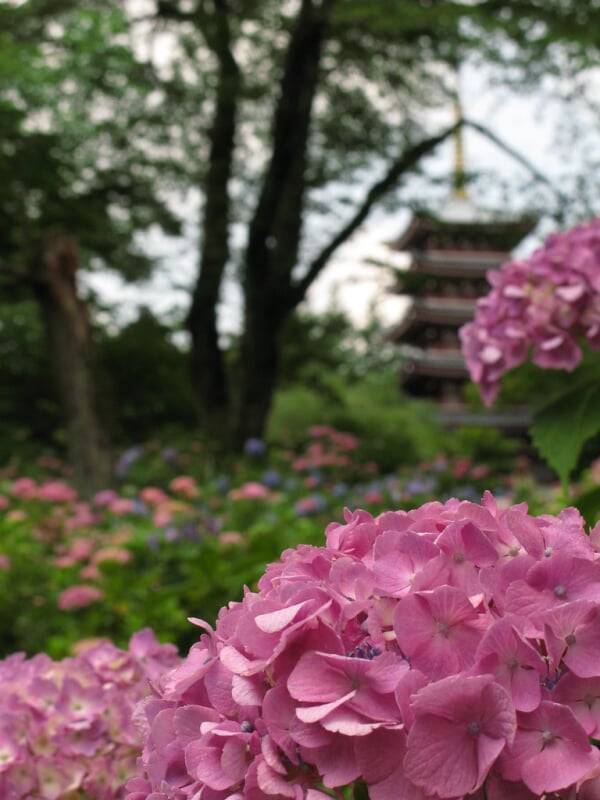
[409,250,508,276]
[390,212,537,250]
[412,300,475,325]
[401,347,469,378]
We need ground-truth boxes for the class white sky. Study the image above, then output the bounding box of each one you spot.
[85,60,600,336]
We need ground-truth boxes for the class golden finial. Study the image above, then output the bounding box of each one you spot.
[453,94,467,199]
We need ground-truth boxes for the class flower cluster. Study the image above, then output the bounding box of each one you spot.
[460,217,600,404]
[0,629,179,799]
[129,494,600,800]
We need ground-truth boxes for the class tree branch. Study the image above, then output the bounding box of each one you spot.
[288,122,461,308]
[464,118,572,211]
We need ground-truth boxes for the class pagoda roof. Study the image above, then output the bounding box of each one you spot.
[413,297,475,323]
[401,346,469,379]
[439,408,531,431]
[410,249,508,271]
[390,298,475,340]
[391,202,537,253]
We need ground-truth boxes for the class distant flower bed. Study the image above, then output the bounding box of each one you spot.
[130,495,600,799]
[0,428,519,658]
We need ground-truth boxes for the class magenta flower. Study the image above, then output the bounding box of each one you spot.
[551,672,600,736]
[461,216,600,404]
[404,674,516,798]
[542,600,600,677]
[474,618,546,712]
[394,585,486,680]
[504,554,600,632]
[287,650,407,735]
[499,701,599,794]
[128,497,600,800]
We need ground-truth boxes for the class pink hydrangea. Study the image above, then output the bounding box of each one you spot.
[229,481,271,500]
[129,494,600,800]
[0,630,179,800]
[10,477,38,499]
[169,475,199,498]
[140,486,170,507]
[36,480,78,503]
[57,584,105,610]
[460,217,600,404]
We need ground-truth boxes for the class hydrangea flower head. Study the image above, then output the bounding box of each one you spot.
[0,630,179,800]
[129,494,600,799]
[460,217,600,404]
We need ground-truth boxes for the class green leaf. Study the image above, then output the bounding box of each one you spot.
[530,378,600,492]
[569,484,600,527]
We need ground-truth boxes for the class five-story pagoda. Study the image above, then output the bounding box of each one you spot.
[388,122,536,425]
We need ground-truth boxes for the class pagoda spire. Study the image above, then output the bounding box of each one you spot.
[452,93,467,199]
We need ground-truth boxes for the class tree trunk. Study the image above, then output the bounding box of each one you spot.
[187,3,239,443]
[231,296,286,450]
[33,233,113,498]
[231,0,334,449]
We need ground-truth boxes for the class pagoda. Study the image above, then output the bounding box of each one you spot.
[388,121,536,424]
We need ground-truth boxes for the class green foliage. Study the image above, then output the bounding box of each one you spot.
[446,426,521,476]
[530,375,600,495]
[0,301,60,459]
[495,351,600,491]
[101,310,198,443]
[0,0,181,280]
[268,371,443,472]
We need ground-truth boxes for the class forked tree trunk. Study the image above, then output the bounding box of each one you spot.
[33,234,112,497]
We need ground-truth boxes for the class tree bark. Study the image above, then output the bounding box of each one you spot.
[232,0,334,448]
[187,3,239,442]
[33,234,113,498]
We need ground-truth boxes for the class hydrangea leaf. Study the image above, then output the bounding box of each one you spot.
[530,378,600,491]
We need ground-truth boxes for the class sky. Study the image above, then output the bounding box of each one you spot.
[84,59,599,337]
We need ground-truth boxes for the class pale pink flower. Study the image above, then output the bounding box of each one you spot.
[36,480,77,503]
[92,546,132,565]
[10,477,37,499]
[229,482,271,500]
[0,630,179,800]
[79,564,102,581]
[92,489,118,506]
[108,497,136,515]
[218,531,245,546]
[140,486,170,506]
[57,585,104,610]
[461,217,600,404]
[169,475,199,498]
